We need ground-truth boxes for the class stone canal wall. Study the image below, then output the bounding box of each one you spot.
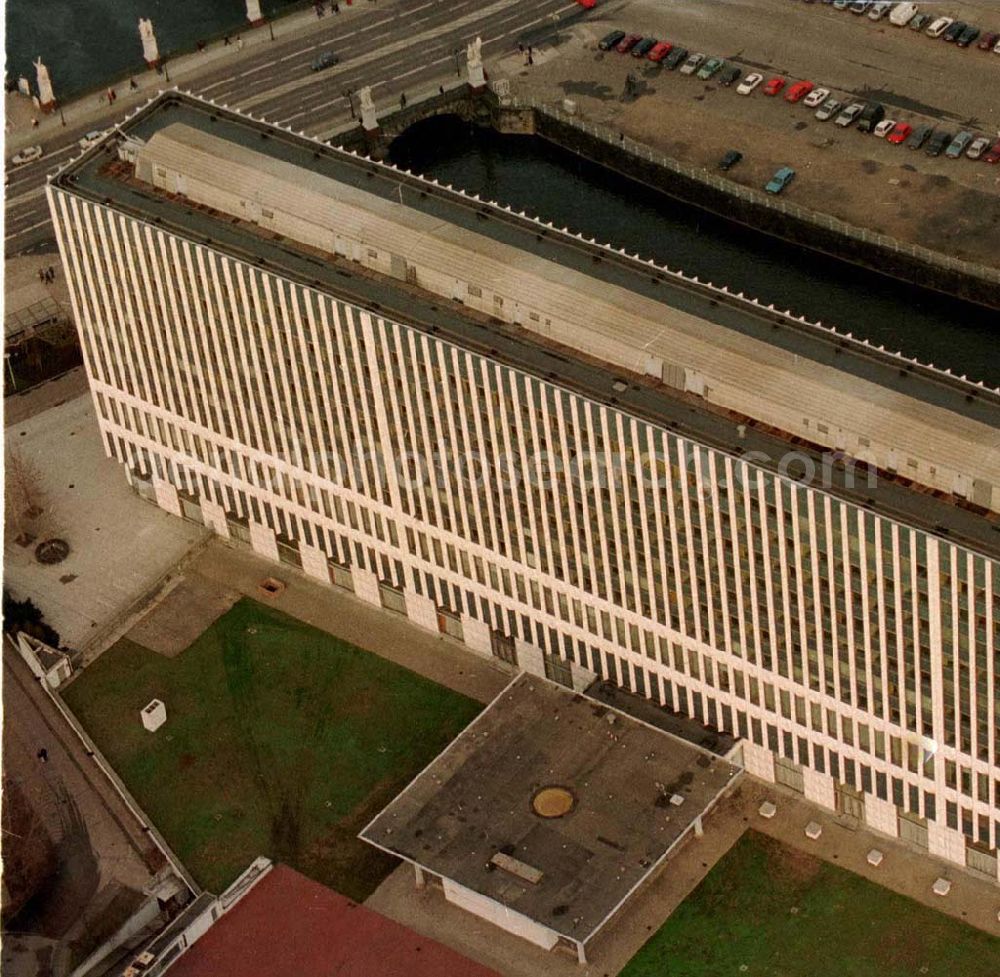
[496,96,1000,311]
[338,85,999,311]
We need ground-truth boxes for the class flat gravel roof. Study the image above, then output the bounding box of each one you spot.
[360,674,740,946]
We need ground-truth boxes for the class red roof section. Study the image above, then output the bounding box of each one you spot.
[167,864,500,977]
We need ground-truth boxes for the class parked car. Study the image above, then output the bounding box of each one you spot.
[966,135,991,159]
[835,102,865,126]
[679,52,705,74]
[632,37,657,57]
[849,0,873,14]
[941,21,966,41]
[873,119,896,138]
[815,97,843,120]
[925,129,952,156]
[662,46,688,69]
[737,72,763,94]
[909,12,932,30]
[832,0,850,9]
[765,166,796,193]
[784,80,815,103]
[868,0,893,20]
[763,76,787,95]
[886,121,913,144]
[976,31,998,50]
[78,129,106,150]
[856,101,886,133]
[11,145,43,166]
[956,25,980,47]
[994,38,1000,53]
[905,123,933,148]
[310,50,339,71]
[945,131,973,157]
[615,33,643,53]
[889,2,919,26]
[718,64,742,86]
[598,29,626,50]
[984,140,1000,164]
[925,17,953,37]
[647,40,673,62]
[696,56,725,79]
[718,149,743,171]
[803,87,830,108]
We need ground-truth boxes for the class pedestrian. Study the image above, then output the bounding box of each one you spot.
[129,76,138,90]
[518,42,524,54]
[37,748,48,763]
[400,92,407,108]
[527,53,533,66]
[438,84,444,96]
[236,35,244,52]
[333,1,340,11]
[619,131,624,143]
[48,265,55,281]
[223,35,231,46]
[196,39,206,52]
[38,269,45,284]
[31,116,39,128]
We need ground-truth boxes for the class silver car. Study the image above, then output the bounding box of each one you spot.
[679,53,705,75]
[835,103,865,127]
[815,98,843,121]
[966,135,991,159]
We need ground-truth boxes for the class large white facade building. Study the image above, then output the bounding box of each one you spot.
[49,94,999,883]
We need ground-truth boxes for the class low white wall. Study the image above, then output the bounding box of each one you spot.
[927,820,967,867]
[442,878,559,951]
[461,615,492,657]
[298,542,331,583]
[801,768,836,811]
[864,794,899,838]
[152,476,181,517]
[352,567,381,606]
[200,497,229,537]
[248,520,279,563]
[741,741,776,783]
[405,592,439,632]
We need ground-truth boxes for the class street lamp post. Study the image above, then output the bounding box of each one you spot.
[344,89,355,119]
[453,48,462,77]
[269,21,275,40]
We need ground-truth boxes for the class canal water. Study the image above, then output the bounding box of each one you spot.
[5,0,302,100]
[389,116,1000,388]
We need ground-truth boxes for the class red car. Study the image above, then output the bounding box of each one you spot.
[647,40,673,62]
[784,80,815,103]
[985,140,1000,164]
[616,33,642,53]
[763,76,786,96]
[886,122,912,145]
[977,31,998,50]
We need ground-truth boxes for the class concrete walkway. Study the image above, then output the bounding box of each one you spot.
[187,538,512,705]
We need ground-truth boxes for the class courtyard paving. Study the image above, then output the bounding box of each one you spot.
[3,394,206,653]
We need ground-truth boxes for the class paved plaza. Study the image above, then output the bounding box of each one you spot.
[3,393,206,653]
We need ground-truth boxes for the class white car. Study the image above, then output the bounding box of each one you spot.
[835,103,865,126]
[736,72,763,95]
[926,17,953,37]
[79,129,106,150]
[679,53,705,75]
[966,135,991,159]
[873,119,896,138]
[11,145,43,166]
[803,87,830,108]
[868,0,893,20]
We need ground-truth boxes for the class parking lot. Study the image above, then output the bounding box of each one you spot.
[510,0,1000,268]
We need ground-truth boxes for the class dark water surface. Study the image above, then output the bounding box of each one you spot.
[6,0,303,100]
[389,115,999,387]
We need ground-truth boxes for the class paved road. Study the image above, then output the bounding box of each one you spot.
[1,640,157,970]
[4,0,579,256]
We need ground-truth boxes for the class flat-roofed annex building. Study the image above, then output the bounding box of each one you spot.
[48,92,1000,886]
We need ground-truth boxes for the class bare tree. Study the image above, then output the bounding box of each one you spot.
[6,447,49,542]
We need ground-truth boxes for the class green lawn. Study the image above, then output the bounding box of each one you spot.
[63,598,481,900]
[622,831,999,977]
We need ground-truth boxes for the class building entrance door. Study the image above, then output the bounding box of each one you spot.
[490,630,517,667]
[836,783,865,821]
[899,809,928,850]
[775,756,805,793]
